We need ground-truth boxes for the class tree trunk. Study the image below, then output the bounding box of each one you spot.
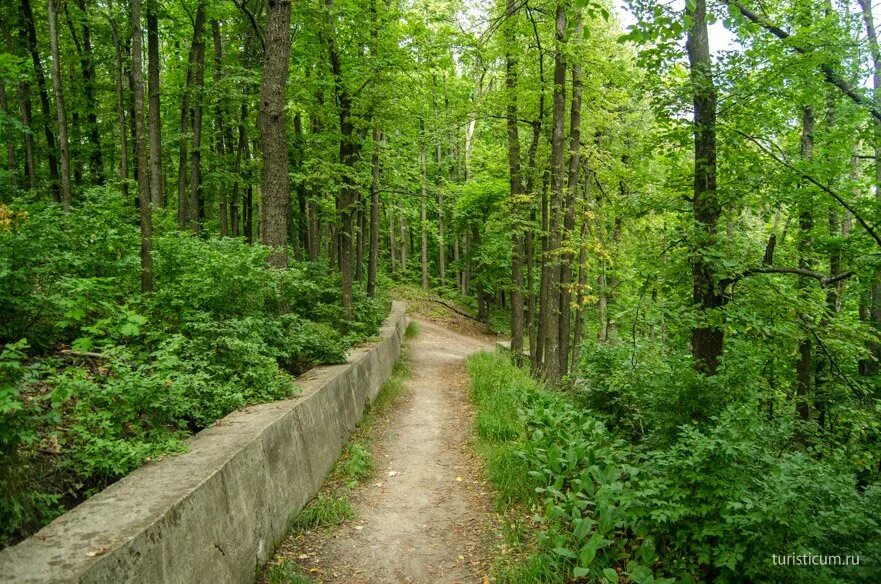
[324,0,359,326]
[437,143,446,288]
[505,0,525,360]
[542,2,567,387]
[108,11,128,198]
[70,0,103,184]
[47,0,72,211]
[859,0,881,376]
[368,127,382,297]
[0,84,17,188]
[189,13,207,233]
[16,82,36,189]
[148,3,163,206]
[421,140,429,291]
[19,0,60,200]
[559,19,583,377]
[687,0,723,376]
[177,1,205,229]
[231,98,247,237]
[212,20,228,234]
[795,107,814,422]
[131,0,153,292]
[260,0,292,268]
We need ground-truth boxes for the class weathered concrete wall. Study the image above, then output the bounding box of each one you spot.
[0,302,407,584]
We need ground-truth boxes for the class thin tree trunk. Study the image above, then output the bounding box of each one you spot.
[19,0,60,199]
[324,0,358,325]
[687,0,723,376]
[795,107,814,422]
[559,19,583,377]
[542,2,567,387]
[260,0,292,267]
[131,0,153,292]
[437,144,446,288]
[231,98,247,237]
[421,140,429,291]
[212,20,228,234]
[16,82,36,189]
[368,127,382,297]
[47,0,72,211]
[148,3,163,206]
[505,0,525,360]
[70,0,103,183]
[189,14,207,232]
[108,10,128,198]
[178,2,206,229]
[0,84,17,188]
[859,0,881,375]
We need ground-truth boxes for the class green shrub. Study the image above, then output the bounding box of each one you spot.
[467,351,881,584]
[0,193,389,546]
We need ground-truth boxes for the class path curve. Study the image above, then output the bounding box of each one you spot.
[292,318,496,583]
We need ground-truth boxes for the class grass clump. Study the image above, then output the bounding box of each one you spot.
[405,320,420,338]
[291,493,354,530]
[267,559,314,584]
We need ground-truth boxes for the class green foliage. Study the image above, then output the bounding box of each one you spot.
[292,493,354,531]
[0,193,388,546]
[468,351,881,583]
[405,320,421,339]
[267,559,314,584]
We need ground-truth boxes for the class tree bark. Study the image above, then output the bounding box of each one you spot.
[859,0,881,375]
[559,18,583,377]
[16,81,36,189]
[421,139,429,291]
[177,1,205,229]
[795,107,814,421]
[189,12,207,232]
[107,9,128,198]
[368,127,382,297]
[19,0,60,199]
[505,0,525,360]
[0,84,17,188]
[47,0,72,211]
[212,20,228,234]
[148,3,163,206]
[260,0,292,267]
[543,2,567,387]
[687,0,723,376]
[70,0,103,184]
[131,0,153,292]
[324,0,359,325]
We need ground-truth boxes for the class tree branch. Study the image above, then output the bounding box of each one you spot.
[734,129,881,248]
[731,1,881,123]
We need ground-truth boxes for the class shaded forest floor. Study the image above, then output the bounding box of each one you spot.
[264,316,501,583]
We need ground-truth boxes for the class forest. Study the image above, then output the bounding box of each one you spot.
[1,0,881,580]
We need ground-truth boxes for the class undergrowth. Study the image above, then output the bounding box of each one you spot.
[0,193,390,547]
[467,351,881,584]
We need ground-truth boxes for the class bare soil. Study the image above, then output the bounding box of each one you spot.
[274,318,499,583]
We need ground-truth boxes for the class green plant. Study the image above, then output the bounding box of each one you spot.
[292,493,354,530]
[405,320,420,339]
[267,559,314,584]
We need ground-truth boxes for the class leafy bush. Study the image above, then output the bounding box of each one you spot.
[468,351,881,583]
[0,193,389,547]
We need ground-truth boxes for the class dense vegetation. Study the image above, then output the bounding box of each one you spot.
[469,352,881,582]
[2,0,881,578]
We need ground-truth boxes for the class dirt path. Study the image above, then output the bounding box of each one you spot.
[288,318,498,583]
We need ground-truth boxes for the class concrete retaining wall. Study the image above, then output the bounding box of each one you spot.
[0,301,407,584]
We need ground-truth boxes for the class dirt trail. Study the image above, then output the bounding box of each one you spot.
[290,318,498,583]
